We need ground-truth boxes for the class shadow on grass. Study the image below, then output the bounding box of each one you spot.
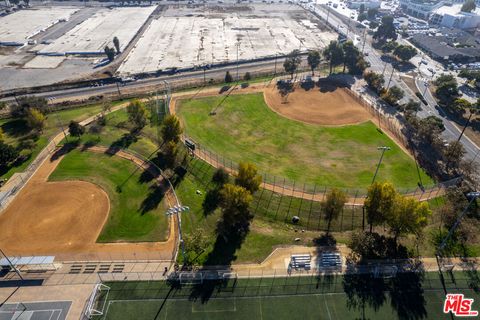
[50,140,80,161]
[105,132,138,155]
[188,223,250,303]
[0,118,31,138]
[139,182,167,215]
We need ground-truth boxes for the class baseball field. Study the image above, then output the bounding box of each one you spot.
[177,86,433,189]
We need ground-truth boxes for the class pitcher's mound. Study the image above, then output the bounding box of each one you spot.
[263,83,371,126]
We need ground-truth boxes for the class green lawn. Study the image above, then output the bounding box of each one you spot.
[0,103,105,179]
[177,93,433,190]
[49,149,169,242]
[95,271,480,320]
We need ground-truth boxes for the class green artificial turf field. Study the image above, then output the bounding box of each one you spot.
[177,93,433,189]
[93,272,480,320]
[49,149,168,242]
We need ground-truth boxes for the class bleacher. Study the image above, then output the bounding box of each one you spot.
[319,252,342,270]
[290,254,312,270]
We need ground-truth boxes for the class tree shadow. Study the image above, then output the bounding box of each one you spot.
[0,119,30,138]
[202,189,221,216]
[462,259,480,293]
[138,162,161,184]
[313,233,337,247]
[50,140,80,161]
[188,223,249,303]
[139,182,167,215]
[105,132,138,155]
[80,138,100,151]
[389,270,427,320]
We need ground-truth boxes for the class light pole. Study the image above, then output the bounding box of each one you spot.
[372,146,391,184]
[165,205,190,265]
[436,191,480,256]
[236,40,240,82]
[0,248,23,280]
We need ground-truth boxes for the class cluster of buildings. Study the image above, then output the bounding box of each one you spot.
[399,0,480,30]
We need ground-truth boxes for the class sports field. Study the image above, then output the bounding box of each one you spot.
[177,93,432,189]
[93,272,480,320]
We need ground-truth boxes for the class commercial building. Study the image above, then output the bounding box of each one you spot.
[346,0,381,9]
[430,4,480,30]
[399,0,443,19]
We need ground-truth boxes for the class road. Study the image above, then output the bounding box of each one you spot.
[0,57,288,103]
[311,3,480,166]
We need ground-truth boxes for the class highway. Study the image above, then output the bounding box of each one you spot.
[311,3,480,166]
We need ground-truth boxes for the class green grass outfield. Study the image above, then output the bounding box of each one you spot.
[49,149,168,242]
[94,272,480,320]
[177,93,433,189]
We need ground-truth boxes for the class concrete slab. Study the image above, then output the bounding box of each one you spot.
[37,6,156,55]
[0,8,78,46]
[118,4,336,75]
[22,56,66,69]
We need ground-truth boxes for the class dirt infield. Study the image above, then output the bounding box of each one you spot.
[0,147,178,260]
[263,83,372,126]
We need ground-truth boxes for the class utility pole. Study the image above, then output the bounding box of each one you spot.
[236,40,240,82]
[326,5,330,25]
[381,62,388,76]
[274,54,277,76]
[203,66,206,85]
[386,67,394,90]
[456,111,475,143]
[372,146,391,184]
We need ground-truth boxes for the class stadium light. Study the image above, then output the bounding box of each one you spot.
[166,205,190,264]
[371,146,391,184]
[437,191,480,256]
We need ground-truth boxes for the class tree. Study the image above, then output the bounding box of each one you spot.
[357,12,367,22]
[68,120,85,138]
[381,41,398,53]
[342,40,360,73]
[323,40,344,74]
[451,98,471,115]
[235,162,262,194]
[373,16,397,43]
[434,74,460,107]
[126,100,147,130]
[387,194,431,243]
[443,140,465,170]
[402,99,421,113]
[113,36,120,54]
[218,184,253,237]
[364,71,385,93]
[184,228,210,261]
[359,3,365,14]
[393,45,417,62]
[12,96,48,118]
[0,141,19,168]
[104,46,115,62]
[0,128,4,141]
[322,188,347,234]
[307,50,321,76]
[381,86,404,105]
[364,182,397,232]
[461,0,476,12]
[244,72,252,81]
[26,108,45,132]
[162,140,179,169]
[161,114,183,143]
[212,168,229,187]
[283,50,301,79]
[367,8,378,19]
[225,71,233,83]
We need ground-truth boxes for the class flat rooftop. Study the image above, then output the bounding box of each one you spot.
[118,4,336,75]
[0,7,78,45]
[37,6,156,55]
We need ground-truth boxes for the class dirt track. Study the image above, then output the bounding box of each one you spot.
[0,146,178,261]
[263,84,372,126]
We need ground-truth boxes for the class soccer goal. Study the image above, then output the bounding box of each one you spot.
[221,272,238,289]
[179,272,204,285]
[84,283,110,319]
